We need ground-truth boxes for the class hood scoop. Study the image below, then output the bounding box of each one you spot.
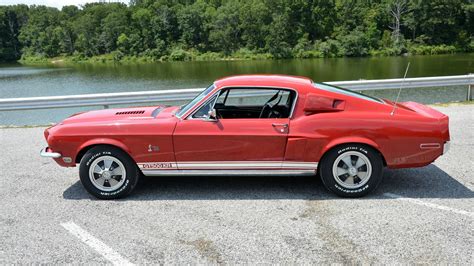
[115,110,145,115]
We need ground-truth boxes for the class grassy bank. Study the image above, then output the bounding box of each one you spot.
[19,49,273,65]
[18,44,472,65]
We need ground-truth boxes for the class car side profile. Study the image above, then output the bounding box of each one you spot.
[41,75,450,199]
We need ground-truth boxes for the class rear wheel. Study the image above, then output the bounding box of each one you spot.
[319,144,383,197]
[79,146,140,199]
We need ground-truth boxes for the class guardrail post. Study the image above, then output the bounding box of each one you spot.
[468,84,473,101]
[467,74,473,101]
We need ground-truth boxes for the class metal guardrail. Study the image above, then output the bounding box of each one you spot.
[0,88,204,111]
[0,74,472,111]
[329,74,473,90]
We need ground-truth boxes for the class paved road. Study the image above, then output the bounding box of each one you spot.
[0,104,473,264]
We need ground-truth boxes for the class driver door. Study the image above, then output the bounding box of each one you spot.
[172,87,292,170]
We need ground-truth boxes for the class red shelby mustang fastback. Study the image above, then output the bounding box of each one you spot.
[41,75,450,199]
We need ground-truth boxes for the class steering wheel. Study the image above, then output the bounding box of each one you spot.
[259,91,283,118]
[259,102,273,118]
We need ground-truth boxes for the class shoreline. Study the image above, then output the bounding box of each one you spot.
[14,47,472,66]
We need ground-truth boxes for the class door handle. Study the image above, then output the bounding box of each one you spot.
[272,123,288,128]
[272,123,288,133]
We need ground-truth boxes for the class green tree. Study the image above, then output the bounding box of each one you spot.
[209,1,241,54]
[18,5,62,57]
[239,0,270,51]
[411,0,466,45]
[0,5,28,61]
[265,2,294,59]
[177,1,212,50]
[99,4,130,53]
[0,0,472,62]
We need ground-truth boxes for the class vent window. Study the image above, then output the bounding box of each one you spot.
[115,110,145,115]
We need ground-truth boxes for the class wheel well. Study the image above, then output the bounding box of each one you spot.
[320,142,387,167]
[75,144,130,164]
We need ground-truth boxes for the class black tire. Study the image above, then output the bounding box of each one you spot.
[319,144,383,197]
[79,145,140,199]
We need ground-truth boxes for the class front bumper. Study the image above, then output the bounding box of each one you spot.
[40,147,62,158]
[443,141,450,154]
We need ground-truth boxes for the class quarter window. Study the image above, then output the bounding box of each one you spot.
[314,82,383,103]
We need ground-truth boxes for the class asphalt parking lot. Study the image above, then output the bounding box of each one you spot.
[0,104,473,264]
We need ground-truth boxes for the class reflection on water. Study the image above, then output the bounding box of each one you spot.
[0,67,64,79]
[0,54,472,125]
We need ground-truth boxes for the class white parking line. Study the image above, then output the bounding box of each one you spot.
[384,193,474,218]
[61,221,135,266]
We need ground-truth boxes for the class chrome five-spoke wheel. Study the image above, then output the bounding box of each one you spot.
[332,151,372,189]
[320,144,383,197]
[89,156,126,191]
[80,146,140,199]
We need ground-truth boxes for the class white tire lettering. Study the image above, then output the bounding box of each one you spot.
[334,184,369,193]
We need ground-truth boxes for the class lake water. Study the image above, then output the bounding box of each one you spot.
[1,54,473,125]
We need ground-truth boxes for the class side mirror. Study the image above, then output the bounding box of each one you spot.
[204,108,218,122]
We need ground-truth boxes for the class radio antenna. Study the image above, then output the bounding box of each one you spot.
[391,62,410,116]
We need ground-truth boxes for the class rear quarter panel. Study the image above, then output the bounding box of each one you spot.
[288,97,447,168]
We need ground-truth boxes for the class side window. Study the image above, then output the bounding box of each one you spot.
[222,89,281,106]
[215,88,295,119]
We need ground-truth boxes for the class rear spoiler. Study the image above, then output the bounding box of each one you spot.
[400,101,450,141]
[399,101,447,120]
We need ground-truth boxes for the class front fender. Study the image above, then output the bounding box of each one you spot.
[75,138,132,162]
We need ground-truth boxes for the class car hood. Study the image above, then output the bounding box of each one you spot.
[60,105,177,125]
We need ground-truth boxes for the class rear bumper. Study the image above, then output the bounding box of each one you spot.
[40,147,62,158]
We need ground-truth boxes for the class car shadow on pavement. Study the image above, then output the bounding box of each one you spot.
[63,164,473,201]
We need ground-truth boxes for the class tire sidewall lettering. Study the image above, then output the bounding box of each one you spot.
[86,151,112,167]
[334,183,369,193]
[337,146,368,155]
[99,179,129,196]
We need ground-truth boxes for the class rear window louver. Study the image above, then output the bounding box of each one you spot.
[115,110,145,115]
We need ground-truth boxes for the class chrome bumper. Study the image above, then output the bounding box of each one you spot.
[443,141,450,154]
[40,147,61,158]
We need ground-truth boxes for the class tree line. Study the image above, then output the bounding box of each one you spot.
[0,0,473,63]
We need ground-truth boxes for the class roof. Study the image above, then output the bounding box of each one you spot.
[214,75,313,89]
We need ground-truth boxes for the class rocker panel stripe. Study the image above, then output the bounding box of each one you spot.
[141,169,317,176]
[137,161,318,170]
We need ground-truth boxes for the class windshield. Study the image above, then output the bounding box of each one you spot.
[313,82,383,103]
[175,84,215,118]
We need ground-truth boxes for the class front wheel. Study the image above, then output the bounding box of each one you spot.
[79,145,140,199]
[319,144,383,197]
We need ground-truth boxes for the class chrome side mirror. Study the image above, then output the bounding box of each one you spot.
[204,108,218,122]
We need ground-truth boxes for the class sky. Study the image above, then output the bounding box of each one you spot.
[0,0,128,8]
